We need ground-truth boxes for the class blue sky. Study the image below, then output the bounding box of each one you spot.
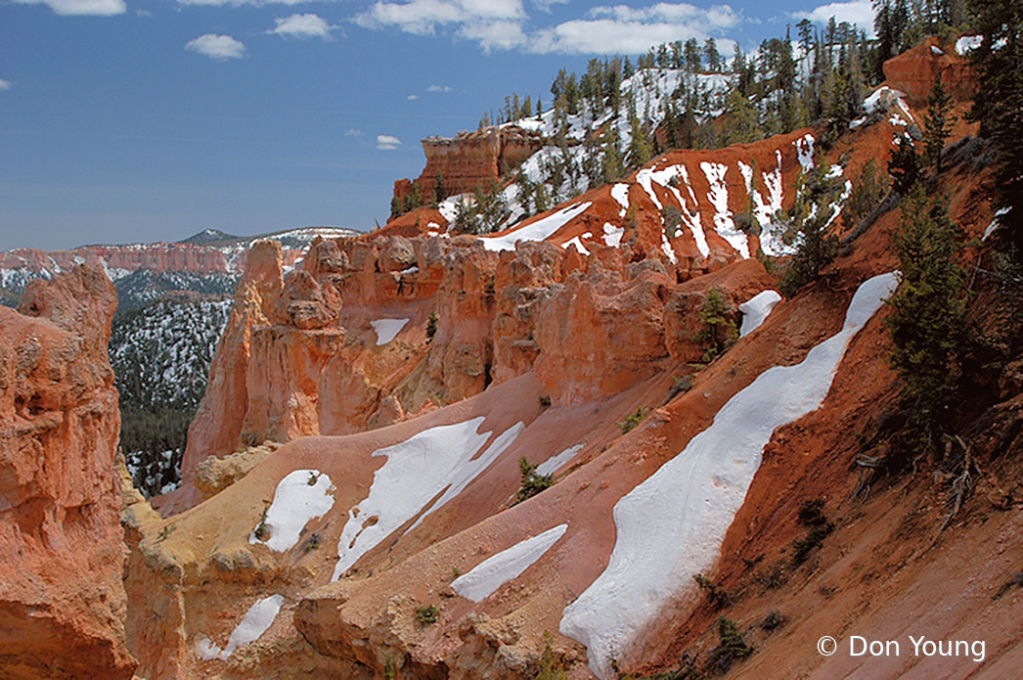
[0,0,873,251]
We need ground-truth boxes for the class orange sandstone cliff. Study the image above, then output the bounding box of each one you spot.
[0,265,136,679]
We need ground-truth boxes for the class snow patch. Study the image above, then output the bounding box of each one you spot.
[560,272,901,679]
[453,524,568,602]
[661,233,678,264]
[370,318,410,346]
[794,134,815,173]
[956,35,982,55]
[931,45,944,56]
[536,444,585,477]
[333,418,524,580]
[602,223,624,248]
[195,594,284,661]
[700,162,749,259]
[563,234,591,256]
[983,207,1011,241]
[250,470,335,552]
[481,202,591,252]
[738,290,782,337]
[611,184,630,217]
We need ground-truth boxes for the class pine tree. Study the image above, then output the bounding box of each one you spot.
[434,171,447,205]
[969,0,1023,255]
[924,72,955,173]
[779,162,845,297]
[724,90,762,144]
[888,134,920,194]
[885,183,968,452]
[627,112,653,169]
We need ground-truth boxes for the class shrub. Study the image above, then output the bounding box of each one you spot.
[426,311,439,342]
[705,617,753,675]
[694,573,730,608]
[617,407,648,434]
[517,457,554,502]
[694,288,738,362]
[667,375,693,402]
[797,498,827,527]
[254,501,271,542]
[415,604,439,626]
[792,523,835,565]
[301,532,322,553]
[539,395,552,408]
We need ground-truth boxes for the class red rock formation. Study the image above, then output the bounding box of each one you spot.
[176,240,284,504]
[883,36,976,107]
[0,265,136,679]
[391,126,543,214]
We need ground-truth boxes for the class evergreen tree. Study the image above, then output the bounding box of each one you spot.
[888,134,920,194]
[704,38,721,73]
[924,72,955,173]
[627,112,654,169]
[434,171,447,205]
[779,162,845,297]
[885,183,968,452]
[723,90,762,144]
[969,0,1023,254]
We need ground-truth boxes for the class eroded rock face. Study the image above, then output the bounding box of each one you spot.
[392,126,543,211]
[883,36,975,106]
[0,265,135,679]
[535,259,674,404]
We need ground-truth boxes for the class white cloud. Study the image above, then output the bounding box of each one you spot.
[792,0,875,36]
[377,135,402,150]
[185,34,247,60]
[178,0,308,6]
[408,94,419,99]
[532,0,568,12]
[0,80,11,91]
[268,13,335,39]
[528,3,742,54]
[13,0,126,16]
[355,0,743,54]
[345,129,363,136]
[356,0,527,50]
[427,85,452,92]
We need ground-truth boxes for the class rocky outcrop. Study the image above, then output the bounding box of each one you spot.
[0,265,135,679]
[883,36,976,106]
[392,126,543,213]
[535,258,675,404]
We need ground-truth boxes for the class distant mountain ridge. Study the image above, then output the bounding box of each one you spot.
[0,225,360,312]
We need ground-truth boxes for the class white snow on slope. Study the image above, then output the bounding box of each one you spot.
[560,272,901,679]
[333,418,524,580]
[250,470,335,552]
[611,184,630,217]
[956,35,982,55]
[700,162,749,259]
[984,207,1011,241]
[453,524,569,602]
[931,45,944,56]
[738,290,782,337]
[196,594,285,661]
[370,318,410,346]
[481,202,591,252]
[563,234,592,256]
[738,153,790,256]
[602,223,624,247]
[536,443,586,477]
[794,133,815,173]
